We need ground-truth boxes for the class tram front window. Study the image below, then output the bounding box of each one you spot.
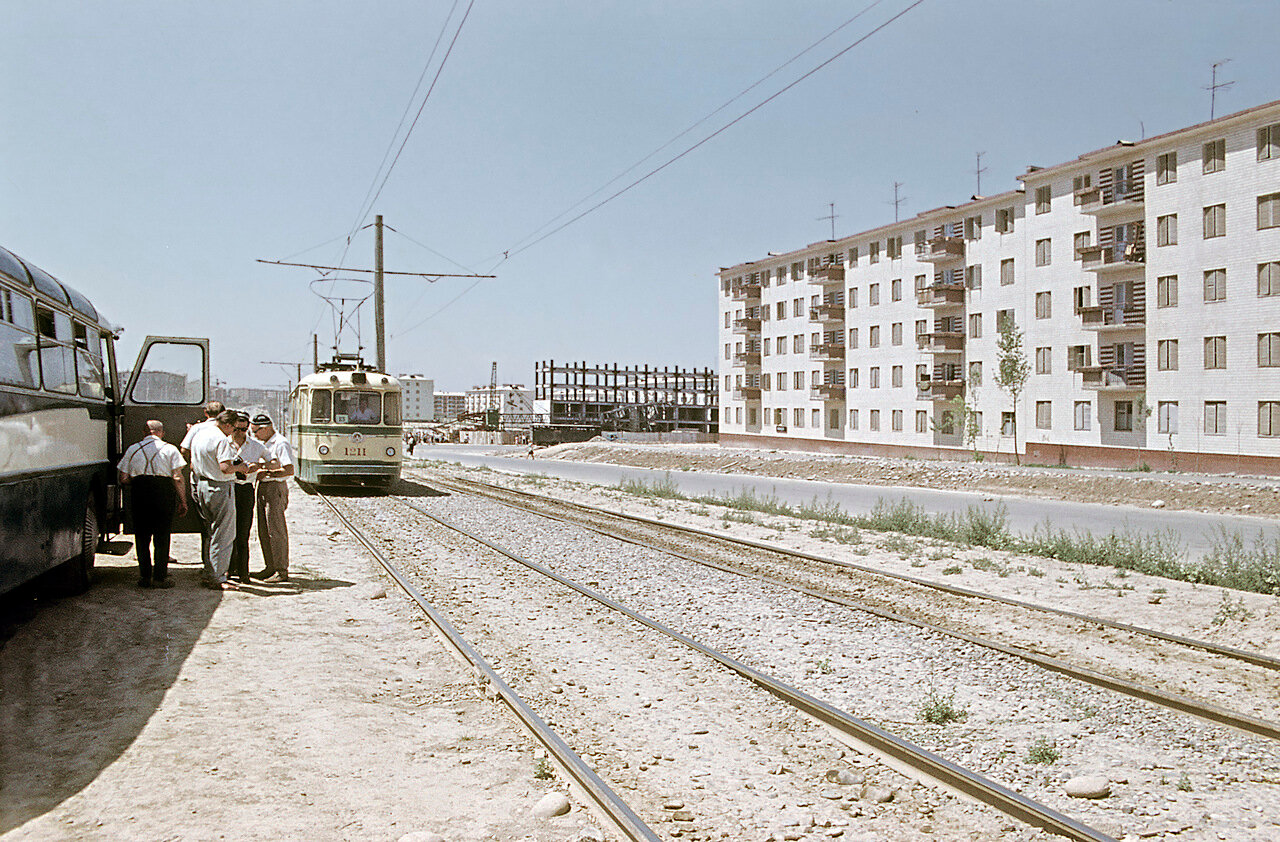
[334,390,382,424]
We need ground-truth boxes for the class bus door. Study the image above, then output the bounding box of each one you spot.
[119,336,210,533]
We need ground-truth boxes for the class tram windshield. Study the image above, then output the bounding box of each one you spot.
[333,389,383,424]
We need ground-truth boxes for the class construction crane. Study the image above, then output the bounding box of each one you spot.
[488,361,498,410]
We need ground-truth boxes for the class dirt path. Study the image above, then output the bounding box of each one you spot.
[0,486,595,842]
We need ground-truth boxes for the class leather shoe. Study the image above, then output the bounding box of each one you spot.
[262,572,290,583]
[251,569,273,580]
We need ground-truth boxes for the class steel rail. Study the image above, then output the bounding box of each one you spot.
[421,470,1280,673]
[316,493,662,842]
[394,496,1117,842]
[420,472,1280,741]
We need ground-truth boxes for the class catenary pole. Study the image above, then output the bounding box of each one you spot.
[374,214,386,373]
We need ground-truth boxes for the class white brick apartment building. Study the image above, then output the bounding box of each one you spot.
[717,99,1280,473]
[398,374,435,422]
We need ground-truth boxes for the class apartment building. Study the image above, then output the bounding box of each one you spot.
[398,374,436,422]
[717,99,1280,472]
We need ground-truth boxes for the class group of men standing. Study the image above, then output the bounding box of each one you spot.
[115,400,294,590]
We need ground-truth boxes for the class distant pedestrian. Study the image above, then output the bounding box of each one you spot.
[190,409,253,590]
[228,412,268,583]
[527,441,535,458]
[117,420,187,588]
[250,413,294,583]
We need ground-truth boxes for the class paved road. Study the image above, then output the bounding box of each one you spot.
[412,445,1279,560]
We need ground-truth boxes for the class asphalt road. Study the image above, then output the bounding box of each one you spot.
[413,445,1280,560]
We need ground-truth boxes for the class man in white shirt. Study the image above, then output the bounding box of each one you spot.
[117,420,187,588]
[250,413,294,582]
[189,409,254,589]
[180,400,226,461]
[228,412,269,583]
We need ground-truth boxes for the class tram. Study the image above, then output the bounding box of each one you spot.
[289,355,402,490]
[1,244,211,597]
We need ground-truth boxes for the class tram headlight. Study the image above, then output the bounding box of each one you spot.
[386,446,396,457]
[318,444,330,455]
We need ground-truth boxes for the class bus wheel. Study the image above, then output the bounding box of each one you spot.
[48,499,98,596]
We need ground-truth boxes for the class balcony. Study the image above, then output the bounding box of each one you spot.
[731,316,761,335]
[1078,243,1145,274]
[732,350,762,367]
[917,377,963,401]
[916,283,966,308]
[808,343,846,362]
[808,303,845,324]
[810,384,846,401]
[914,235,964,263]
[916,331,964,354]
[1077,185,1145,220]
[808,264,845,286]
[730,282,761,302]
[1078,306,1146,332]
[732,386,762,400]
[1080,364,1145,391]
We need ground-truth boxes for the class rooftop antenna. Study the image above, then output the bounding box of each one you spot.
[1205,59,1234,120]
[975,152,987,196]
[817,202,838,240]
[888,182,907,223]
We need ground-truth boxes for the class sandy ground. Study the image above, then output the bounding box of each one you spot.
[0,485,598,842]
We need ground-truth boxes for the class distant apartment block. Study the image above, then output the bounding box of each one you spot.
[464,383,535,416]
[717,99,1280,472]
[434,391,467,422]
[398,374,435,422]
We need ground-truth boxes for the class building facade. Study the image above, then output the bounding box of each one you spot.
[718,99,1280,472]
[434,391,467,422]
[464,383,535,416]
[398,374,436,422]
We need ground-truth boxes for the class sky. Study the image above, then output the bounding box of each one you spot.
[6,1,1280,392]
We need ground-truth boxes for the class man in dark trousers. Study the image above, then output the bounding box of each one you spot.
[116,420,188,588]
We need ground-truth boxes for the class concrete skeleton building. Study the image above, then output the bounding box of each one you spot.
[718,99,1280,473]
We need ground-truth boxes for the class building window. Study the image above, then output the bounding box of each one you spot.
[1158,402,1179,435]
[869,367,880,388]
[1260,262,1280,297]
[869,325,881,347]
[1156,214,1177,246]
[996,309,1015,332]
[1204,268,1227,302]
[793,334,804,354]
[1074,401,1092,431]
[848,327,858,348]
[969,313,982,339]
[1204,335,1227,369]
[1203,138,1225,173]
[1035,291,1052,319]
[1035,401,1051,429]
[777,336,787,355]
[794,408,805,428]
[1035,238,1051,266]
[996,207,1014,233]
[1035,185,1051,214]
[1204,401,1227,435]
[793,298,803,317]
[724,343,731,360]
[965,215,982,240]
[849,408,858,429]
[1259,332,1280,367]
[762,372,771,389]
[849,368,859,388]
[1261,402,1280,437]
[869,241,880,264]
[869,409,880,431]
[793,370,805,389]
[1157,274,1178,308]
[735,407,742,424]
[891,409,903,432]
[968,360,982,386]
[915,318,927,337]
[891,322,903,346]
[1258,123,1280,161]
[1156,151,1177,184]
[1157,339,1179,371]
[869,283,880,306]
[1259,192,1280,229]
[910,410,925,433]
[965,264,982,289]
[1114,400,1134,432]
[1001,412,1015,436]
[1000,258,1014,286]
[1203,203,1226,239]
[1073,231,1091,258]
[1035,346,1052,374]
[888,278,901,302]
[891,365,903,388]
[848,287,858,309]
[776,301,786,320]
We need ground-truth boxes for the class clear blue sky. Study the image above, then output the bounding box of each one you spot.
[6,1,1279,391]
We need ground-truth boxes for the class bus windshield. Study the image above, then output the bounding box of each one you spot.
[333,390,382,424]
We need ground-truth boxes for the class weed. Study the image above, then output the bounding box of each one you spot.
[970,557,997,572]
[1177,772,1192,792]
[533,757,554,780]
[941,565,963,575]
[910,559,927,568]
[1210,590,1253,626]
[810,525,862,544]
[1027,566,1045,577]
[1199,528,1280,594]
[917,687,968,725]
[815,658,834,674]
[723,510,756,525]
[617,474,682,500]
[882,534,916,554]
[1026,737,1060,765]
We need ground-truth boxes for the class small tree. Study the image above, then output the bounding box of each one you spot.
[947,378,983,460]
[994,317,1030,464]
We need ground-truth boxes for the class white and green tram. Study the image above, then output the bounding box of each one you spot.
[289,361,402,490]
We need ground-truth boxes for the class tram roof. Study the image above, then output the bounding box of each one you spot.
[0,244,107,327]
[298,369,401,390]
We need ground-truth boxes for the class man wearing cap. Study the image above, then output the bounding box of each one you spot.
[250,413,294,583]
[117,420,188,588]
[228,411,269,583]
[189,409,254,589]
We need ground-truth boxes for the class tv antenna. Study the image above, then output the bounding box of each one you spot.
[1205,59,1234,120]
[817,202,839,240]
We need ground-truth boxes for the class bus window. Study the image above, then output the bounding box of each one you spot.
[0,289,38,388]
[334,390,380,424]
[311,389,331,423]
[77,348,105,399]
[128,341,205,404]
[383,392,400,425]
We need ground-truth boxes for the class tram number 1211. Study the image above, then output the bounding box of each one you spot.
[343,446,367,456]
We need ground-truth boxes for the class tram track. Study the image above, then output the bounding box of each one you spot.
[412,468,1280,740]
[321,489,1119,841]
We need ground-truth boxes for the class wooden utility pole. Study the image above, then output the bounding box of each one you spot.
[374,214,386,374]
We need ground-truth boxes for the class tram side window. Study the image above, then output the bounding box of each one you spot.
[35,305,77,394]
[0,288,39,388]
[383,392,400,425]
[333,389,381,424]
[311,389,331,423]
